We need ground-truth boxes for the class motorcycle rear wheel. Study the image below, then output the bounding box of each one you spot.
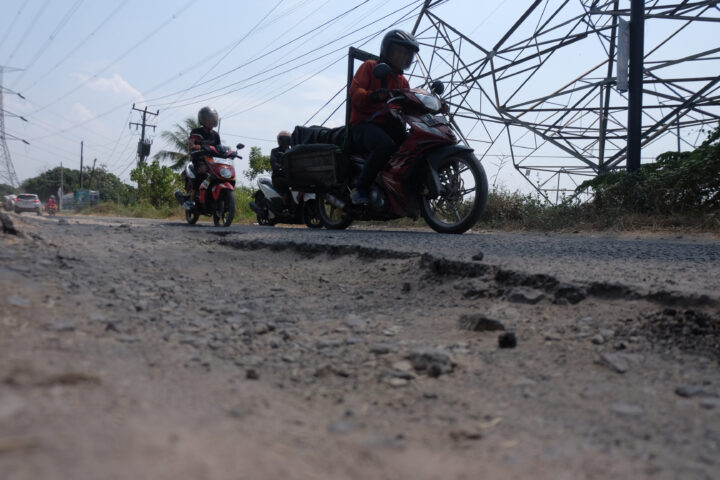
[213,189,235,227]
[420,153,488,234]
[317,192,353,230]
[303,200,322,229]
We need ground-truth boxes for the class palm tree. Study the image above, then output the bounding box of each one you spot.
[153,117,198,171]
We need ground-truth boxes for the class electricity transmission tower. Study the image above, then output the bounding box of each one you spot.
[0,66,27,188]
[401,1,720,202]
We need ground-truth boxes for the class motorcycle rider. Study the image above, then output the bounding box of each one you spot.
[185,106,222,209]
[348,29,419,204]
[46,195,57,211]
[270,130,292,212]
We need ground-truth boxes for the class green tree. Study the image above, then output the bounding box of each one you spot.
[20,166,133,203]
[244,146,271,181]
[152,117,198,171]
[0,184,17,197]
[91,166,135,204]
[130,160,180,208]
[21,167,80,200]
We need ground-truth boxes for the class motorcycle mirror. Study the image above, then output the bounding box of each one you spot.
[430,80,445,95]
[373,63,392,79]
[236,143,245,150]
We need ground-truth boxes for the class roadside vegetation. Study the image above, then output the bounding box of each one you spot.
[475,124,720,232]
[5,124,718,232]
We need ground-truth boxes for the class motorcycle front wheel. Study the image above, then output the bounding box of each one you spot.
[420,152,488,234]
[213,189,235,227]
[303,200,323,229]
[252,192,275,226]
[185,209,200,224]
[317,192,353,230]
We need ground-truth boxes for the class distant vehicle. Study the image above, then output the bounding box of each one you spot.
[3,194,16,211]
[45,200,58,216]
[14,193,42,215]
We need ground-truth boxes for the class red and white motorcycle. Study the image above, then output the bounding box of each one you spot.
[175,143,244,227]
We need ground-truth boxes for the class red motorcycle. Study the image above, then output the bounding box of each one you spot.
[175,143,244,227]
[293,63,487,234]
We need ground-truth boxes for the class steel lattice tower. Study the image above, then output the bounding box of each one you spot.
[403,0,720,202]
[0,66,22,188]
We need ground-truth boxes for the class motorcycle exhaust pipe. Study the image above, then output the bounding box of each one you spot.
[326,193,346,210]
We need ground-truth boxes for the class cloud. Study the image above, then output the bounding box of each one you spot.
[70,103,95,122]
[76,73,143,101]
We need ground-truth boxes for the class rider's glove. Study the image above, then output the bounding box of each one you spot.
[370,88,389,103]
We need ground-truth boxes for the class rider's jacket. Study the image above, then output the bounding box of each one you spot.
[188,127,221,159]
[349,59,409,126]
[270,146,289,174]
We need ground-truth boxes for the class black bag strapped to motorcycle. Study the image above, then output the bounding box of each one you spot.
[282,143,347,190]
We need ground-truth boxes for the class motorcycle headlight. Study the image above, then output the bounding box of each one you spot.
[219,167,233,179]
[416,92,442,112]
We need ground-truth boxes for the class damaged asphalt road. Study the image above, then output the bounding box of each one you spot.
[1,213,719,480]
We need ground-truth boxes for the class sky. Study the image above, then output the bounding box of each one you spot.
[1,0,718,196]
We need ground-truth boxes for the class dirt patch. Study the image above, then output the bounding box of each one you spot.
[1,215,719,479]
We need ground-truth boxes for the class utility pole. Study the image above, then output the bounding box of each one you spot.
[59,162,63,210]
[79,141,84,189]
[129,104,159,164]
[626,0,645,172]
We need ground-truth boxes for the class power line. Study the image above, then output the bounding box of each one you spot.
[223,8,420,119]
[19,0,129,93]
[167,0,286,107]
[221,3,422,119]
[27,0,198,116]
[11,0,85,89]
[304,85,346,125]
[4,0,51,65]
[144,1,374,107]
[0,2,30,53]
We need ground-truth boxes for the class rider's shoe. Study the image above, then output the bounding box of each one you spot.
[183,200,195,210]
[350,188,369,205]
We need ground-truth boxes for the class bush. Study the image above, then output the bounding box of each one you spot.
[234,186,256,221]
[130,161,181,209]
[579,124,720,215]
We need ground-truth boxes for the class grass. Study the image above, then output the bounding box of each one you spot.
[73,186,259,224]
[475,188,720,234]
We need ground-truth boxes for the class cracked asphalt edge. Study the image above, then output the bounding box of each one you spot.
[215,237,717,310]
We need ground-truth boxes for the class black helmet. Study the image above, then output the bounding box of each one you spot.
[277,130,291,149]
[380,29,420,64]
[198,106,219,128]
